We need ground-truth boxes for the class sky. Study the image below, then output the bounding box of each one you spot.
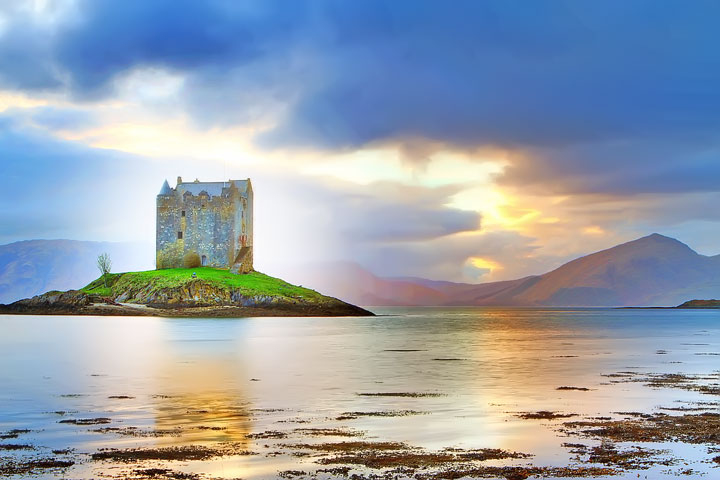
[2,0,720,283]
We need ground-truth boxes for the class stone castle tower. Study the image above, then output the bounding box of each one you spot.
[156,177,253,273]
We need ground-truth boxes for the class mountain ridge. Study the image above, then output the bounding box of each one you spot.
[298,234,720,307]
[1,234,719,307]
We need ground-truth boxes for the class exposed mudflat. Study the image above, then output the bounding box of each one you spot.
[2,365,719,479]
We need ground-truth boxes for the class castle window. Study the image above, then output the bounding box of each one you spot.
[177,231,183,239]
[181,210,186,217]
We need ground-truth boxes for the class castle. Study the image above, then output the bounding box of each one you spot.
[156,177,253,273]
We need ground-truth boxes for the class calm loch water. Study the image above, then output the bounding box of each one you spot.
[0,307,719,479]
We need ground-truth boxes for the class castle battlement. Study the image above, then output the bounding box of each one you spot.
[156,177,253,273]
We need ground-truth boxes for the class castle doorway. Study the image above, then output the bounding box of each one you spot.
[201,255,207,266]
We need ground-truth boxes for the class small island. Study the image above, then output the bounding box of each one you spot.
[0,267,373,317]
[0,177,372,317]
[676,299,720,308]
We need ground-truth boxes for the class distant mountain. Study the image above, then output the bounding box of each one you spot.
[390,275,540,306]
[3,234,719,307]
[285,262,448,306]
[295,234,720,307]
[0,240,152,304]
[507,233,720,306]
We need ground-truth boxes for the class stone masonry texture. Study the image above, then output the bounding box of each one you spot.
[156,177,253,273]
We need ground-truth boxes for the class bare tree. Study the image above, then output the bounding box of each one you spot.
[97,252,112,287]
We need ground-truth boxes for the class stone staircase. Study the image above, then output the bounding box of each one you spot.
[230,246,253,274]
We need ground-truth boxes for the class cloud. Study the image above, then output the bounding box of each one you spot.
[248,173,484,278]
[0,118,159,243]
[3,0,720,283]
[29,106,96,131]
[257,1,720,151]
[2,1,719,197]
[330,183,481,242]
[1,1,718,148]
[348,229,565,282]
[0,117,486,281]
[498,139,720,196]
[0,3,63,91]
[0,0,310,100]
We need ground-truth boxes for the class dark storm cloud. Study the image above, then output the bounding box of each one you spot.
[0,8,62,91]
[53,0,305,99]
[3,0,720,195]
[3,0,720,144]
[258,0,720,149]
[0,0,309,99]
[500,140,720,195]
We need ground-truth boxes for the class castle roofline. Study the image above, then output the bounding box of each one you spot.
[176,178,250,198]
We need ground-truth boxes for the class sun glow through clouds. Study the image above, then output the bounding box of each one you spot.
[469,256,503,272]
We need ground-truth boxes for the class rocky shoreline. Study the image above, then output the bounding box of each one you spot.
[0,271,374,318]
[0,298,372,317]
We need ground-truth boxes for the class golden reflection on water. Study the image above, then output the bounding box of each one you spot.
[151,358,252,445]
[143,331,260,478]
[1,309,719,479]
[146,319,253,446]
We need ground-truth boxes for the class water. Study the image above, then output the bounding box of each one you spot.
[0,307,719,479]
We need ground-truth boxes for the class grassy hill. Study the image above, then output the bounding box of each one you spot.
[82,268,323,302]
[2,267,372,317]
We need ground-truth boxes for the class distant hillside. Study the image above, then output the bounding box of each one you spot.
[0,240,152,304]
[677,299,720,308]
[286,262,448,306]
[295,234,720,307]
[508,234,720,306]
[291,262,540,306]
[3,234,719,307]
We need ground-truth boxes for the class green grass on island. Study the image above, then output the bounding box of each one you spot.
[80,268,325,301]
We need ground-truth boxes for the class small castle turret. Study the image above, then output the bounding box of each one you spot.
[159,179,172,196]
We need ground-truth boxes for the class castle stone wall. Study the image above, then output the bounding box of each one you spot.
[156,178,253,272]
